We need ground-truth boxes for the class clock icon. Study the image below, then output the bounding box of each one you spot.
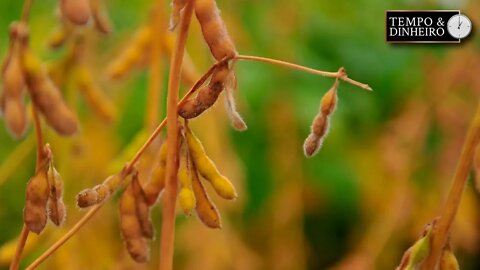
[447,14,472,39]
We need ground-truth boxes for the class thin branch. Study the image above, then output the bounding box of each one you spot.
[25,204,103,270]
[159,1,195,270]
[9,225,30,270]
[422,104,480,269]
[234,54,372,91]
[20,0,33,22]
[31,106,44,169]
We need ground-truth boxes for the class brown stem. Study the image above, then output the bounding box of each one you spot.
[10,105,44,270]
[145,3,165,131]
[422,104,480,269]
[20,0,33,22]
[31,106,44,169]
[234,54,372,91]
[9,225,29,270]
[159,0,195,269]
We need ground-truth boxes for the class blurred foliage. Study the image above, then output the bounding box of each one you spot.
[1,0,480,269]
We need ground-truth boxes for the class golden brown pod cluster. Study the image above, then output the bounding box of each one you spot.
[119,172,153,263]
[183,125,237,227]
[59,0,112,31]
[303,69,345,157]
[24,144,66,234]
[0,22,29,138]
[0,21,79,137]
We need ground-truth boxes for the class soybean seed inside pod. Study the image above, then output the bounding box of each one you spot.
[195,0,237,61]
[178,62,231,119]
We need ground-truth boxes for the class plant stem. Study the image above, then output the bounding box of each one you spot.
[145,3,165,131]
[10,105,44,270]
[234,54,372,91]
[31,106,44,169]
[9,226,29,270]
[20,0,33,22]
[159,0,194,269]
[422,104,480,270]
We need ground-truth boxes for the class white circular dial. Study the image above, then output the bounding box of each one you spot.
[447,14,472,39]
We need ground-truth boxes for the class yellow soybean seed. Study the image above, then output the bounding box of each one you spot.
[178,150,196,215]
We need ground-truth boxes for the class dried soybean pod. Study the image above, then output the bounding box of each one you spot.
[195,0,237,61]
[178,148,196,216]
[303,76,340,158]
[191,163,221,228]
[177,63,230,119]
[186,128,237,200]
[131,173,154,239]
[107,27,153,80]
[143,142,167,205]
[60,0,91,25]
[76,66,116,122]
[169,0,187,31]
[3,99,28,139]
[2,22,28,138]
[22,49,79,135]
[119,181,150,263]
[303,115,329,158]
[24,164,50,234]
[77,173,123,208]
[90,0,113,34]
[46,164,66,226]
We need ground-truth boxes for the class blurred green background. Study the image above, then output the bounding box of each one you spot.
[0,0,479,269]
